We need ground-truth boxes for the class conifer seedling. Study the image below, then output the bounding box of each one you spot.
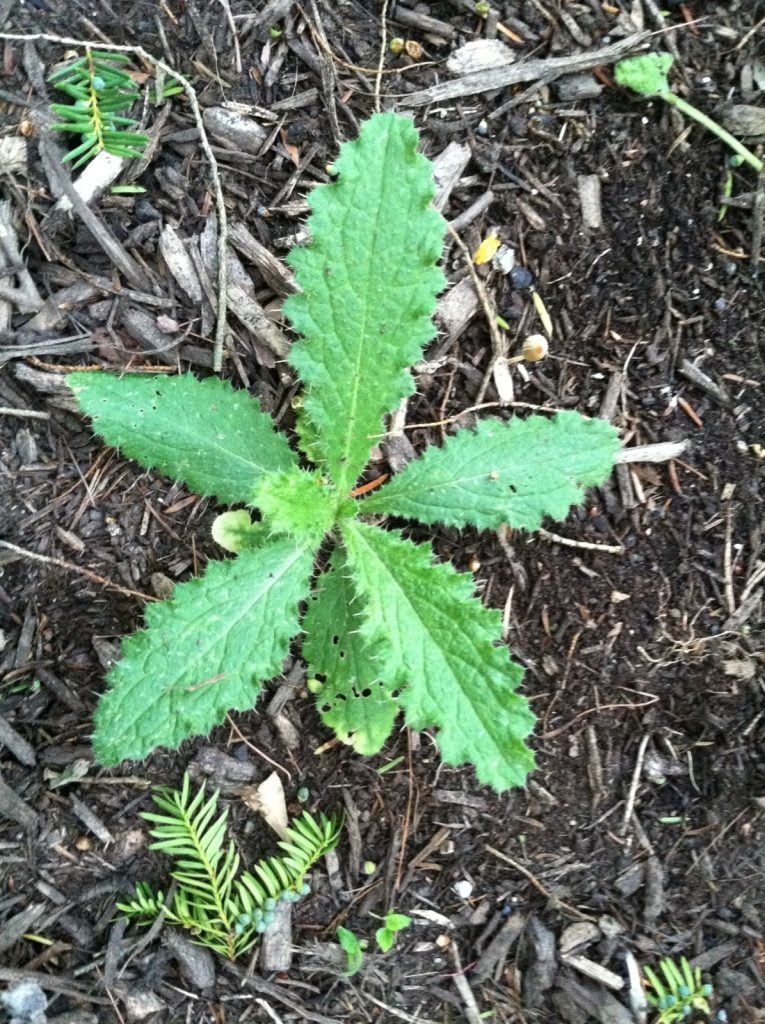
[68,113,620,791]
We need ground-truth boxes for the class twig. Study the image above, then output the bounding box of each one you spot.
[374,0,391,112]
[401,31,649,106]
[449,943,483,1024]
[447,224,511,404]
[723,503,735,616]
[485,845,595,921]
[0,31,229,371]
[0,406,50,419]
[537,528,624,555]
[0,540,156,602]
[620,733,650,837]
[218,0,242,73]
[225,713,292,782]
[255,1001,286,1024]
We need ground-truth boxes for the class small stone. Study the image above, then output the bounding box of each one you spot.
[453,879,474,899]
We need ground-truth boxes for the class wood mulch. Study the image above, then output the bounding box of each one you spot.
[0,1,763,1022]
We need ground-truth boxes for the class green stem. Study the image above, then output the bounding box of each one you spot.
[663,91,763,173]
[85,48,105,155]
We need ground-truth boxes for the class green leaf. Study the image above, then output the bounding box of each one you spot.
[67,373,296,505]
[253,467,338,542]
[342,522,535,791]
[286,113,445,493]
[361,412,620,531]
[93,540,314,764]
[211,510,267,553]
[303,550,400,755]
[337,926,364,976]
[375,927,395,953]
[614,52,673,97]
[383,912,411,933]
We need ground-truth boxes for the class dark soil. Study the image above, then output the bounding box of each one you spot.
[1,1,763,1023]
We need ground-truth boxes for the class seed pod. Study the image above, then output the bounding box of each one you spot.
[404,40,423,60]
[522,334,548,362]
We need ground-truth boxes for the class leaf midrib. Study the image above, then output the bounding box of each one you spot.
[346,525,512,758]
[336,127,395,494]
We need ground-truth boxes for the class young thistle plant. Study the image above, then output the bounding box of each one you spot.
[68,113,620,792]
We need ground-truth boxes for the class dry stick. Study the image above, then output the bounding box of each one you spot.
[225,713,292,782]
[723,503,735,616]
[218,0,242,74]
[537,528,624,555]
[0,540,156,603]
[0,31,229,372]
[449,943,483,1024]
[0,406,50,419]
[486,845,596,921]
[620,732,650,837]
[374,0,391,112]
[446,224,511,404]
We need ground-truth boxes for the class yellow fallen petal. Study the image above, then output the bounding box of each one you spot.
[473,232,501,266]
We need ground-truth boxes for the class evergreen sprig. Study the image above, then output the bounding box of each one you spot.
[49,49,149,168]
[644,957,713,1023]
[117,774,342,960]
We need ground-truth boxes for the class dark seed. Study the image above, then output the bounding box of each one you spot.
[509,266,534,290]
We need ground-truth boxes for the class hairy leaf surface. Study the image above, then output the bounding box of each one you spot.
[361,412,620,530]
[342,522,535,791]
[68,373,295,505]
[285,113,445,493]
[93,541,314,764]
[303,551,399,755]
[253,467,338,543]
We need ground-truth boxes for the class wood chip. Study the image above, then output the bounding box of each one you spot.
[561,954,624,991]
[0,770,38,829]
[228,221,298,296]
[159,225,203,303]
[202,106,269,154]
[578,174,603,230]
[0,904,46,954]
[472,913,525,982]
[559,921,601,956]
[0,716,36,766]
[446,39,515,76]
[436,277,480,343]
[226,251,290,359]
[259,900,293,973]
[431,142,472,212]
[70,795,115,846]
